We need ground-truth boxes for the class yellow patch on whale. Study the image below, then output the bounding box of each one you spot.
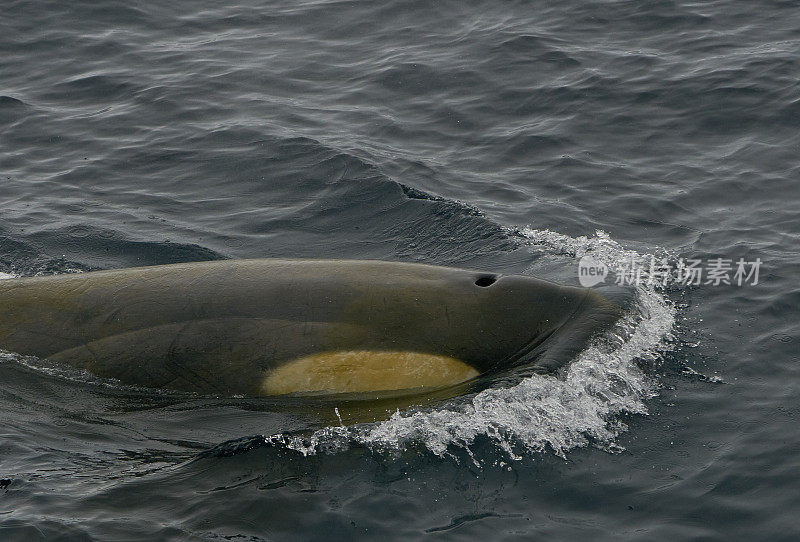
[260,351,480,395]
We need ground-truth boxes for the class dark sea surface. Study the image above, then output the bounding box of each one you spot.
[1,0,799,539]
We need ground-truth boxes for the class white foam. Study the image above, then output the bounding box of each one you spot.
[273,228,676,461]
[0,272,17,280]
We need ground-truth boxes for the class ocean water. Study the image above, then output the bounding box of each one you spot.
[1,0,799,540]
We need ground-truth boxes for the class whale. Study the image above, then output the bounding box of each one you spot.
[0,259,623,396]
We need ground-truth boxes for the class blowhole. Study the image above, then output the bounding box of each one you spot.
[474,274,497,287]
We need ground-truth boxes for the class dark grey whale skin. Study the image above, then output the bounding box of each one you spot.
[0,259,623,395]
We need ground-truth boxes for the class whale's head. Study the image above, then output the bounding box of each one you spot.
[260,264,626,397]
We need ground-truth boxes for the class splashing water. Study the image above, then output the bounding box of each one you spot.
[272,228,676,460]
